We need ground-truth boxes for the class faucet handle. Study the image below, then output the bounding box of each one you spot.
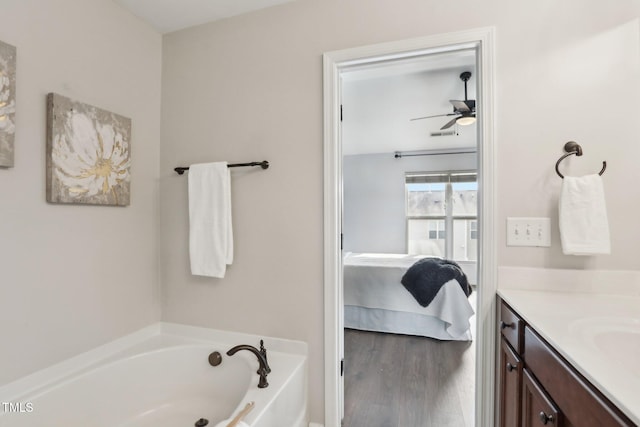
[259,339,271,373]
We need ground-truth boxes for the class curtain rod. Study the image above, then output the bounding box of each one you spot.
[394,149,476,159]
[174,160,269,175]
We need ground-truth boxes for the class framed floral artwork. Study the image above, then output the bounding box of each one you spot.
[46,93,131,206]
[0,39,16,168]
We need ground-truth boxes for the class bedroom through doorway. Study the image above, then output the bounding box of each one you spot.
[340,48,479,427]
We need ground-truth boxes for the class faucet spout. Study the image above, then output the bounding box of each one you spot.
[227,341,271,388]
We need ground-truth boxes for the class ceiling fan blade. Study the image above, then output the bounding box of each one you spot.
[450,100,470,113]
[410,113,457,121]
[441,117,459,130]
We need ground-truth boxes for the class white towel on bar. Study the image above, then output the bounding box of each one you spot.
[188,162,233,277]
[559,174,610,255]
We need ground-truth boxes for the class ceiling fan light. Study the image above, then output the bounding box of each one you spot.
[456,116,476,126]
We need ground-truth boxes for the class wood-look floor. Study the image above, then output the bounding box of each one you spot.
[343,328,475,427]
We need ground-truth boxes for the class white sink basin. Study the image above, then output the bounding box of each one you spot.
[569,317,640,375]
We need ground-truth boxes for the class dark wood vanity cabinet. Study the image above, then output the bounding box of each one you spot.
[497,298,636,427]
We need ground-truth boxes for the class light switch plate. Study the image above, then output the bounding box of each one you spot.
[506,217,551,247]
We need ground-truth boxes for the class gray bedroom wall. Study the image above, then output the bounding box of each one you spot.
[343,152,477,253]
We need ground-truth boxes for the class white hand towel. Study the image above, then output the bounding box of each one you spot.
[559,174,610,255]
[188,162,233,277]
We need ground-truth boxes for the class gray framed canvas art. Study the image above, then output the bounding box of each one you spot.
[0,40,16,168]
[46,93,131,206]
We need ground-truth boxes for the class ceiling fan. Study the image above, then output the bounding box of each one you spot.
[410,71,476,130]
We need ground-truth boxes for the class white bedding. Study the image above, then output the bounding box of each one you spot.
[343,252,475,340]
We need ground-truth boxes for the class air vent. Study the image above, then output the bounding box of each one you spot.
[430,130,457,137]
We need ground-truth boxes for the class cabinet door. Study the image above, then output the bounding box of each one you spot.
[522,368,562,427]
[499,338,522,427]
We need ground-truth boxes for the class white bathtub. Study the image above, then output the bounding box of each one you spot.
[0,323,308,427]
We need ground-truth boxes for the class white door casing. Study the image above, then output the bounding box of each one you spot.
[323,27,497,427]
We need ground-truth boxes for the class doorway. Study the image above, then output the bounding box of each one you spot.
[323,28,497,427]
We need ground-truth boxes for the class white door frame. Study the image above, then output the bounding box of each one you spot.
[323,27,497,427]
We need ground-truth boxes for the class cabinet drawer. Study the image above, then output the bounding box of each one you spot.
[500,300,523,353]
[524,326,634,427]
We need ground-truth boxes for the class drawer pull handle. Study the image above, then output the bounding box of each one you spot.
[506,362,517,372]
[500,321,515,330]
[539,411,554,425]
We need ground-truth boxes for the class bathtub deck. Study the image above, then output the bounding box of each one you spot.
[0,322,308,427]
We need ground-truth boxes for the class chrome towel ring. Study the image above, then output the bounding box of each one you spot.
[555,141,606,179]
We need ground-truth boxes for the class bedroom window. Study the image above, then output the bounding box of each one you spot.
[405,172,477,261]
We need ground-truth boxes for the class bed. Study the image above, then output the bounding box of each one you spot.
[343,252,475,341]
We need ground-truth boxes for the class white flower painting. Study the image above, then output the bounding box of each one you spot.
[46,93,131,206]
[0,39,16,168]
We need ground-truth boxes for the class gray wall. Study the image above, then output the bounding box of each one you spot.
[343,152,477,253]
[0,0,162,386]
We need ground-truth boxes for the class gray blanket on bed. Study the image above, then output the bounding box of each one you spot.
[401,258,472,307]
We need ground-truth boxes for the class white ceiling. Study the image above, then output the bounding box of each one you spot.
[342,51,478,156]
[113,0,298,33]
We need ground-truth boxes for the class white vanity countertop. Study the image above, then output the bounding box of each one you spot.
[498,288,640,425]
